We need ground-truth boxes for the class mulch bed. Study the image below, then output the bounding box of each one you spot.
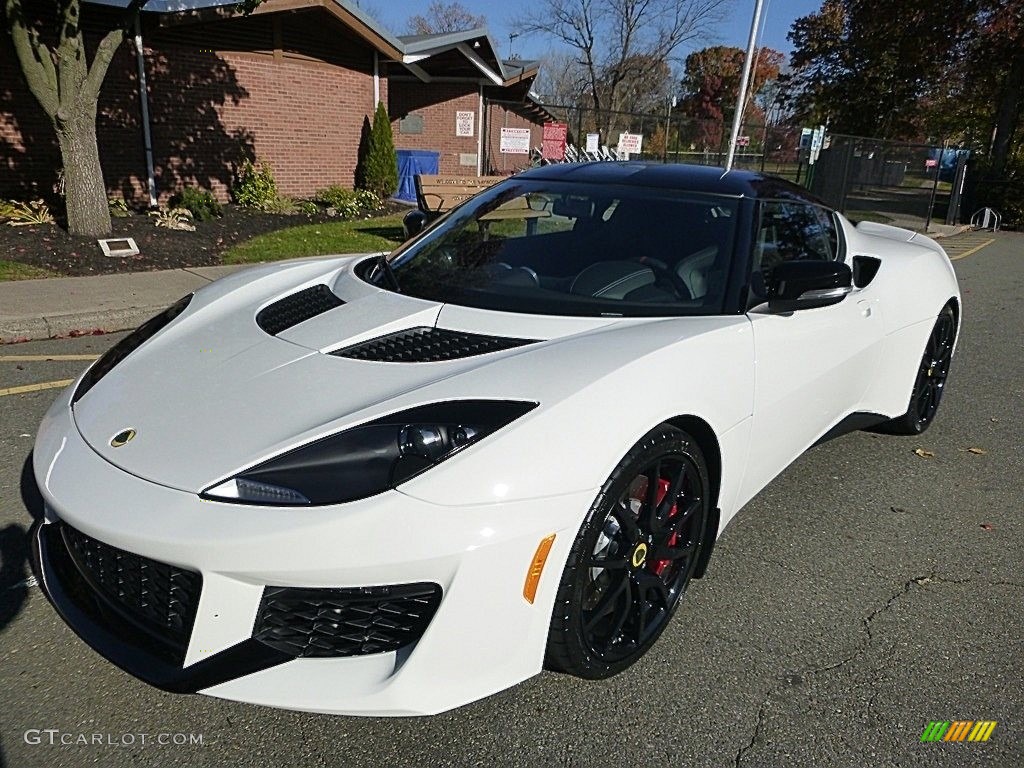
[0,203,407,277]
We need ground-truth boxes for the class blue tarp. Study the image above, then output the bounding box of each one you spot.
[396,150,440,203]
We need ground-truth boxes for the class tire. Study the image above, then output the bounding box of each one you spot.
[878,304,957,436]
[545,424,709,679]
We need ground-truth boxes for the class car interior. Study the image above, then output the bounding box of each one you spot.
[408,191,739,313]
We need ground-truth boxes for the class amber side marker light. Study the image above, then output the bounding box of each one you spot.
[523,533,556,604]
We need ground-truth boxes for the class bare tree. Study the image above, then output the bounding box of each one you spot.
[516,0,728,139]
[4,0,263,238]
[407,1,486,35]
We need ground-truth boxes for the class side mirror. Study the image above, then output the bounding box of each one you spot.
[403,209,429,240]
[768,260,853,313]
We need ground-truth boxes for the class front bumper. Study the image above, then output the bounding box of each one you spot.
[32,384,594,716]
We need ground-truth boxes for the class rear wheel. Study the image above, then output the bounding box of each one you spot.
[880,304,957,435]
[545,425,709,679]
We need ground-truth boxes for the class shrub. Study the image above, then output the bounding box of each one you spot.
[149,207,196,231]
[108,198,131,218]
[296,200,320,216]
[265,195,298,215]
[233,159,278,210]
[173,187,222,222]
[356,189,383,212]
[4,199,56,226]
[314,186,383,217]
[360,102,398,199]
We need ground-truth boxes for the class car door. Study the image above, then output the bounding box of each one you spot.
[737,200,883,506]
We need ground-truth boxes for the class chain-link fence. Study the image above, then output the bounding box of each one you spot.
[487,100,966,228]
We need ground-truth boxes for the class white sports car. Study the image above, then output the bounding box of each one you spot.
[31,163,960,716]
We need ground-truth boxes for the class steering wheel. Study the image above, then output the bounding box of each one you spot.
[630,256,692,301]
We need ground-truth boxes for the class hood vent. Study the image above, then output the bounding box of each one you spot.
[331,327,537,363]
[257,284,344,335]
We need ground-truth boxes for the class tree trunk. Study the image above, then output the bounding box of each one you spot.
[990,49,1024,178]
[56,110,112,238]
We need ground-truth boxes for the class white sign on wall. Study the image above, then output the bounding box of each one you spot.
[585,133,600,153]
[500,127,531,154]
[456,110,475,137]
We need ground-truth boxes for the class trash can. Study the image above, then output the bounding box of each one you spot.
[395,149,440,203]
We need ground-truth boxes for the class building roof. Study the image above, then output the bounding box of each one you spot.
[87,0,540,88]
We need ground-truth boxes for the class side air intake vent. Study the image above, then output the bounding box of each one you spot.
[256,285,343,335]
[331,327,537,363]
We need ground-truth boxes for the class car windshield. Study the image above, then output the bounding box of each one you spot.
[377,180,740,317]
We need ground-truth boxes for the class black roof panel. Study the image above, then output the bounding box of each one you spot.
[516,162,826,204]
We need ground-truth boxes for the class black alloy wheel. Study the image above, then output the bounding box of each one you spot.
[546,425,709,679]
[881,304,957,435]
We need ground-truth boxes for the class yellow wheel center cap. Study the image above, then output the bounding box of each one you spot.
[631,542,648,568]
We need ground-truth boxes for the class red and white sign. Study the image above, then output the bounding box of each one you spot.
[617,132,643,156]
[925,158,938,168]
[500,127,531,154]
[736,135,751,147]
[542,122,568,161]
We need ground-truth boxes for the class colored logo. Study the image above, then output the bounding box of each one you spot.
[920,720,997,742]
[631,542,648,568]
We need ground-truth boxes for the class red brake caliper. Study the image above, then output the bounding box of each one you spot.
[651,478,679,577]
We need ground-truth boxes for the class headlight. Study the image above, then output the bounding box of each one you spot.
[72,294,193,404]
[202,400,536,506]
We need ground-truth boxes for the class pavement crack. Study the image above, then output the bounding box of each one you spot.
[734,693,770,768]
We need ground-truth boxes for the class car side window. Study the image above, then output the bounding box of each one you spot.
[750,201,837,301]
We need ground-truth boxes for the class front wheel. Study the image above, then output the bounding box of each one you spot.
[545,425,709,679]
[879,304,957,435]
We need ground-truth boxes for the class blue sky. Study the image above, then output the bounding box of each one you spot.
[360,0,823,61]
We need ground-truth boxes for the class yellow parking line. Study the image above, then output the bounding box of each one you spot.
[0,354,99,362]
[950,238,995,260]
[0,379,73,397]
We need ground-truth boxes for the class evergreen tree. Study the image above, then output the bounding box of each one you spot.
[362,102,398,199]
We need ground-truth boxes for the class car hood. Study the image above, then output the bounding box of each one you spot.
[72,255,741,494]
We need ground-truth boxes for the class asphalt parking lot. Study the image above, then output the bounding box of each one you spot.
[0,231,1021,768]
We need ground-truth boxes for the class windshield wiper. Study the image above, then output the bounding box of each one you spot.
[375,253,401,293]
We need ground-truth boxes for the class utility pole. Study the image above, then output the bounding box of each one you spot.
[725,0,764,171]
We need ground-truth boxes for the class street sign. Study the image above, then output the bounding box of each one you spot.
[455,111,474,137]
[542,122,568,161]
[736,135,750,147]
[617,132,643,158]
[499,127,531,154]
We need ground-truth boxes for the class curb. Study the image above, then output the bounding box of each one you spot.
[0,306,169,344]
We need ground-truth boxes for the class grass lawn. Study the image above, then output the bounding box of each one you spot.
[222,214,406,264]
[0,260,57,281]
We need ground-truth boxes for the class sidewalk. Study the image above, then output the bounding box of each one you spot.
[0,226,987,343]
[0,265,245,343]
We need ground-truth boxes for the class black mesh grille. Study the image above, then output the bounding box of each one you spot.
[253,583,442,658]
[61,524,201,654]
[256,284,343,335]
[331,327,536,363]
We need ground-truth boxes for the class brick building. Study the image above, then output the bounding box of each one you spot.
[0,0,552,204]
[386,31,553,177]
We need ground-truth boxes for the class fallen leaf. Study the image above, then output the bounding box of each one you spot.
[966,447,987,455]
[980,523,994,531]
[913,448,935,458]
[890,506,907,514]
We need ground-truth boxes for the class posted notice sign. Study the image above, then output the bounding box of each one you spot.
[542,122,568,161]
[617,132,643,156]
[455,110,474,137]
[585,133,600,154]
[500,127,531,154]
